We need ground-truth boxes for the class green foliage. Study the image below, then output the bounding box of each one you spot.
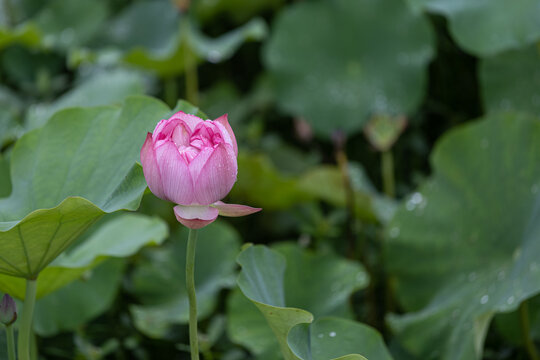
[288,318,392,360]
[193,0,284,24]
[32,0,109,50]
[0,96,170,279]
[1,0,539,358]
[128,222,240,338]
[0,213,168,299]
[480,45,540,115]
[33,259,126,337]
[407,0,540,56]
[231,244,372,359]
[264,0,434,136]
[79,1,267,77]
[386,113,540,360]
[26,68,149,131]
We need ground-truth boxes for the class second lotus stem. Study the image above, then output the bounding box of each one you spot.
[6,323,16,360]
[381,149,395,198]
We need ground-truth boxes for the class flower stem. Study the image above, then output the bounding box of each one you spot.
[381,149,395,198]
[5,324,16,360]
[520,300,539,360]
[186,228,199,360]
[17,278,37,360]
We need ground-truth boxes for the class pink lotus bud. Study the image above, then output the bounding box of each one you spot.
[0,294,17,326]
[141,111,261,228]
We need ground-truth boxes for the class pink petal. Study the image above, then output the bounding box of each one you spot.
[170,111,204,132]
[192,143,238,205]
[214,114,238,155]
[188,146,214,181]
[174,205,219,229]
[152,118,180,142]
[155,140,194,205]
[140,133,166,200]
[212,201,262,217]
[172,122,191,147]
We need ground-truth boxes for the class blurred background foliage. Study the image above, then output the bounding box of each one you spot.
[1,0,540,359]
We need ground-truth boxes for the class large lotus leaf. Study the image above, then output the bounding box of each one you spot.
[26,68,149,131]
[480,45,540,115]
[0,213,168,299]
[0,96,170,279]
[407,0,540,56]
[288,317,393,360]
[263,0,434,137]
[231,244,368,359]
[128,221,240,339]
[228,288,282,359]
[33,258,125,337]
[385,112,540,360]
[92,1,266,76]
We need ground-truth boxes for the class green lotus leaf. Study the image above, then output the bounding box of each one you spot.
[128,221,240,339]
[0,213,168,300]
[0,95,171,280]
[406,0,540,56]
[263,0,434,136]
[386,112,540,359]
[231,243,370,359]
[480,45,540,115]
[288,317,393,360]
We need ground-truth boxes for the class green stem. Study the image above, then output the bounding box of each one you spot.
[5,325,16,360]
[17,278,37,360]
[381,149,397,324]
[381,150,395,198]
[520,300,540,360]
[335,148,356,258]
[186,229,199,360]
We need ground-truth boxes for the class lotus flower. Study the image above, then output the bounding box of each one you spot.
[141,111,261,228]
